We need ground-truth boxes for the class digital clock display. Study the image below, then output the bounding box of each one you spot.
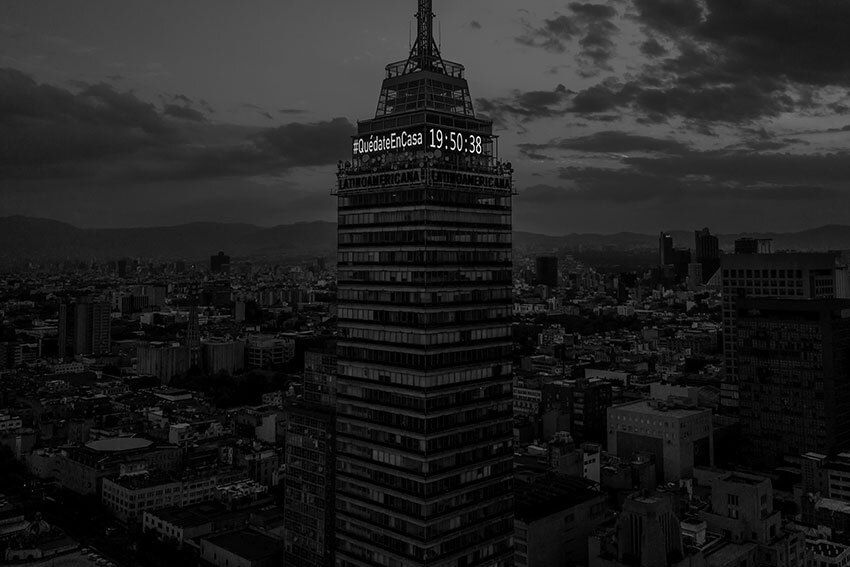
[352,127,490,158]
[427,128,485,155]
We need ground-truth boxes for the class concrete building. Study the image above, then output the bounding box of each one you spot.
[246,335,295,370]
[283,405,334,567]
[535,256,559,288]
[58,296,111,357]
[200,529,281,567]
[607,399,713,483]
[736,298,850,467]
[700,472,804,567]
[514,474,608,567]
[546,378,613,446]
[101,467,244,523]
[137,342,189,385]
[56,437,179,495]
[802,452,850,503]
[720,252,846,411]
[333,1,515,562]
[303,350,336,407]
[202,340,245,375]
[589,491,702,567]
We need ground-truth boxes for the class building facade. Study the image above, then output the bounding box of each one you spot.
[720,252,846,411]
[607,399,713,483]
[58,296,111,357]
[333,2,514,564]
[736,298,850,466]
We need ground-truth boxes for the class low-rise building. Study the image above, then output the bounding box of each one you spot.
[607,398,713,483]
[200,528,281,567]
[514,474,608,567]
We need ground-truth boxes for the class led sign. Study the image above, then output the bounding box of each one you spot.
[353,127,490,157]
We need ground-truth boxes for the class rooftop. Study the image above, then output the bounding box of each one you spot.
[515,474,602,522]
[610,399,709,418]
[203,529,281,560]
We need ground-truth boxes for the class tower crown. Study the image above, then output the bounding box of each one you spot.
[377,0,474,117]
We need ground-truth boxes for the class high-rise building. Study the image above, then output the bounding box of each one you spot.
[187,304,201,368]
[658,232,674,266]
[58,297,112,357]
[694,227,719,282]
[210,251,230,274]
[283,353,337,567]
[334,1,514,564]
[303,349,337,407]
[736,298,850,467]
[734,237,772,255]
[720,252,846,411]
[534,256,558,288]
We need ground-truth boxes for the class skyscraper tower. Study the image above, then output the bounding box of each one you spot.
[334,2,515,564]
[186,303,201,368]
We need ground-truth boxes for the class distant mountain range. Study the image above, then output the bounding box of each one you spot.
[3,216,850,265]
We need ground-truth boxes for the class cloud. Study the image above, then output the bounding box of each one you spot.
[469,20,482,30]
[519,131,691,158]
[632,0,703,35]
[0,68,355,182]
[516,3,620,74]
[640,38,668,57]
[163,104,206,122]
[626,151,850,186]
[477,84,573,124]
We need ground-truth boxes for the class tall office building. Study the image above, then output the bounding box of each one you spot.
[534,256,558,288]
[186,304,201,368]
[58,297,112,357]
[736,298,850,467]
[284,352,338,567]
[658,232,674,267]
[334,2,514,564]
[210,251,231,274]
[720,252,847,411]
[693,227,719,282]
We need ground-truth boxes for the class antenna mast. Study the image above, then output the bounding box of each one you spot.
[416,0,435,70]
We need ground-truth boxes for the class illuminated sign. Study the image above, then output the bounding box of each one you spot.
[427,128,485,155]
[353,127,490,157]
[338,167,511,192]
[353,131,424,156]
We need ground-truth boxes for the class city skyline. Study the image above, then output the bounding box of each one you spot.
[3,0,850,234]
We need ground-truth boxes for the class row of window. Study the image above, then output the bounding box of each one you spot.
[339,269,511,285]
[338,402,513,436]
[337,457,513,500]
[339,209,511,227]
[339,229,511,246]
[338,345,511,370]
[338,306,511,326]
[337,382,511,413]
[338,250,511,266]
[339,189,510,211]
[338,288,511,305]
[338,362,511,388]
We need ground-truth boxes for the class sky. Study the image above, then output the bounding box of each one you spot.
[1,0,850,235]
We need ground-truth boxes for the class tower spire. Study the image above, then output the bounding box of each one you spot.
[416,0,435,69]
[405,0,443,73]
